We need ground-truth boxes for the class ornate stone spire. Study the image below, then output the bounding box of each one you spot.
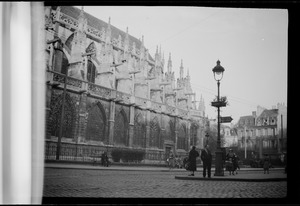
[180,59,184,79]
[155,45,159,64]
[106,17,112,44]
[140,35,145,59]
[159,45,162,61]
[162,50,165,72]
[78,6,87,33]
[198,94,205,116]
[124,27,129,52]
[167,53,172,73]
[69,6,87,64]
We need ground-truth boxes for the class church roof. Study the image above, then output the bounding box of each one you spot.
[257,109,278,119]
[236,115,255,128]
[57,6,155,62]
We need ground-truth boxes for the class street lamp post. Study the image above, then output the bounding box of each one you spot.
[212,60,225,176]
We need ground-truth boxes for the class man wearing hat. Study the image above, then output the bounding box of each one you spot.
[200,144,212,178]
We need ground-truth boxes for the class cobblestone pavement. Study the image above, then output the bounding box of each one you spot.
[43,168,287,199]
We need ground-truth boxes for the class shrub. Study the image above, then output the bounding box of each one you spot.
[121,149,145,163]
[111,148,145,163]
[111,149,122,162]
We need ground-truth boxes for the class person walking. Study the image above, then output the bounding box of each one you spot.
[168,151,175,169]
[200,144,212,178]
[234,153,240,174]
[263,154,270,174]
[101,151,109,167]
[187,146,199,176]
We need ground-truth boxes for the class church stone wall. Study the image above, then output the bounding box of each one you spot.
[45,6,207,164]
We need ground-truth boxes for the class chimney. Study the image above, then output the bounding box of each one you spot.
[252,111,256,117]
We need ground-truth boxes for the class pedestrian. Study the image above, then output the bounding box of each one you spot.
[168,151,175,169]
[183,152,189,169]
[186,146,199,176]
[233,152,240,174]
[263,154,270,174]
[101,151,109,167]
[225,149,237,175]
[200,144,212,178]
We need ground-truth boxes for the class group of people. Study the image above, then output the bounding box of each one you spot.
[225,149,240,175]
[184,145,213,177]
[184,145,241,177]
[184,145,280,176]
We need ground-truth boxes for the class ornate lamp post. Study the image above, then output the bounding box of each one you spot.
[211,60,225,176]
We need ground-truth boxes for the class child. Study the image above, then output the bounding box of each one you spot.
[263,154,270,174]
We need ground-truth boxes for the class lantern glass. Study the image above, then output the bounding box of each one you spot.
[212,60,225,81]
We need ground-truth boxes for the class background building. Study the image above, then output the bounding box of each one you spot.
[44,6,206,164]
[234,104,287,160]
[222,125,238,148]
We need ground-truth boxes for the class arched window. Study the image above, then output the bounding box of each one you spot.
[86,103,106,142]
[150,117,161,148]
[87,59,96,83]
[190,123,198,147]
[53,41,68,74]
[133,113,146,148]
[168,119,176,142]
[177,124,187,150]
[49,93,76,139]
[114,110,128,146]
[86,42,97,83]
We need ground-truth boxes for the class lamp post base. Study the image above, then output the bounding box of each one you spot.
[214,150,224,176]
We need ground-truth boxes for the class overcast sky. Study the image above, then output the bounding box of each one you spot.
[75,6,288,124]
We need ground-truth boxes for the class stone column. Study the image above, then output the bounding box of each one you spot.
[108,100,116,145]
[145,110,151,148]
[128,105,135,147]
[199,126,204,149]
[160,113,166,149]
[45,83,53,139]
[187,120,191,150]
[77,89,88,142]
[174,117,178,151]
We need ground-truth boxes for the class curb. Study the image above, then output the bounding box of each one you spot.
[45,164,284,172]
[174,175,287,182]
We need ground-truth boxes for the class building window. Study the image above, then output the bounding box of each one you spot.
[177,124,187,150]
[133,113,146,148]
[168,119,176,142]
[150,117,161,148]
[114,110,128,146]
[87,60,96,83]
[86,103,106,142]
[49,93,76,139]
[53,46,68,74]
[190,124,198,147]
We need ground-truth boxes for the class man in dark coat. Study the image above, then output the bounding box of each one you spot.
[187,146,199,176]
[201,144,212,178]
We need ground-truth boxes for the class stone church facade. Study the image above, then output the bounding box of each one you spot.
[45,6,206,164]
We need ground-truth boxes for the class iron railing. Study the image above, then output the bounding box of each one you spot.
[45,140,167,164]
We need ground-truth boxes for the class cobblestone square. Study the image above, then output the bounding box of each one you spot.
[43,167,287,200]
